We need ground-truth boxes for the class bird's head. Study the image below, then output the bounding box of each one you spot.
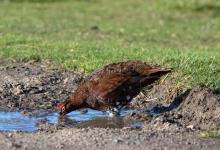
[57,101,73,115]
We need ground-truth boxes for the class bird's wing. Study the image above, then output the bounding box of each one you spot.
[90,73,130,101]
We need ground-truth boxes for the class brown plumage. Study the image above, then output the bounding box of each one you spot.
[57,60,172,115]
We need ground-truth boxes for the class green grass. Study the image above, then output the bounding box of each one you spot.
[200,130,220,138]
[0,0,220,90]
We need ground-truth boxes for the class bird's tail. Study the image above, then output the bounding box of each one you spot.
[139,67,173,86]
[147,67,173,77]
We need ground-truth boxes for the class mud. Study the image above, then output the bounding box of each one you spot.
[0,60,82,112]
[0,60,220,150]
[131,83,220,130]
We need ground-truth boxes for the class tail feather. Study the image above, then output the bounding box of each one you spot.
[139,67,173,86]
[144,67,173,77]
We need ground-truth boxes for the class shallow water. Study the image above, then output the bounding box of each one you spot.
[0,109,138,132]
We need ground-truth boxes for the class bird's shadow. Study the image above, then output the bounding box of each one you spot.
[146,89,190,114]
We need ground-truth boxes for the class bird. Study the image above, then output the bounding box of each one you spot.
[57,60,172,116]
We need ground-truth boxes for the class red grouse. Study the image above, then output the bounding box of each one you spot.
[57,60,172,115]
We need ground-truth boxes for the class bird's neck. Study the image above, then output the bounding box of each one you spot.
[66,94,85,110]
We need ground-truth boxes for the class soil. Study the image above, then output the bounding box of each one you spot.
[0,60,220,150]
[0,60,82,112]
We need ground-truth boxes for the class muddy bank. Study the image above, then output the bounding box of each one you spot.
[131,85,220,130]
[0,60,82,111]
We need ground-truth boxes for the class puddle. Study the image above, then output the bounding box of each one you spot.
[0,111,56,132]
[0,109,140,132]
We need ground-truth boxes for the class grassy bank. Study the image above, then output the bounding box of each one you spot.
[0,0,219,89]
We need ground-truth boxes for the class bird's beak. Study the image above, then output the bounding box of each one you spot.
[56,103,66,115]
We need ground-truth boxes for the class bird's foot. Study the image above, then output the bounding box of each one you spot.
[106,108,120,117]
[107,111,120,117]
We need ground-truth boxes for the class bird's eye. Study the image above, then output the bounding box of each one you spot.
[62,106,65,112]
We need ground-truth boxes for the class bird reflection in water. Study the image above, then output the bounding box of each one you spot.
[57,115,127,129]
[57,115,77,128]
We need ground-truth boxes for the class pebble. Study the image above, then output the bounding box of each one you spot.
[186,125,195,130]
[113,138,123,144]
